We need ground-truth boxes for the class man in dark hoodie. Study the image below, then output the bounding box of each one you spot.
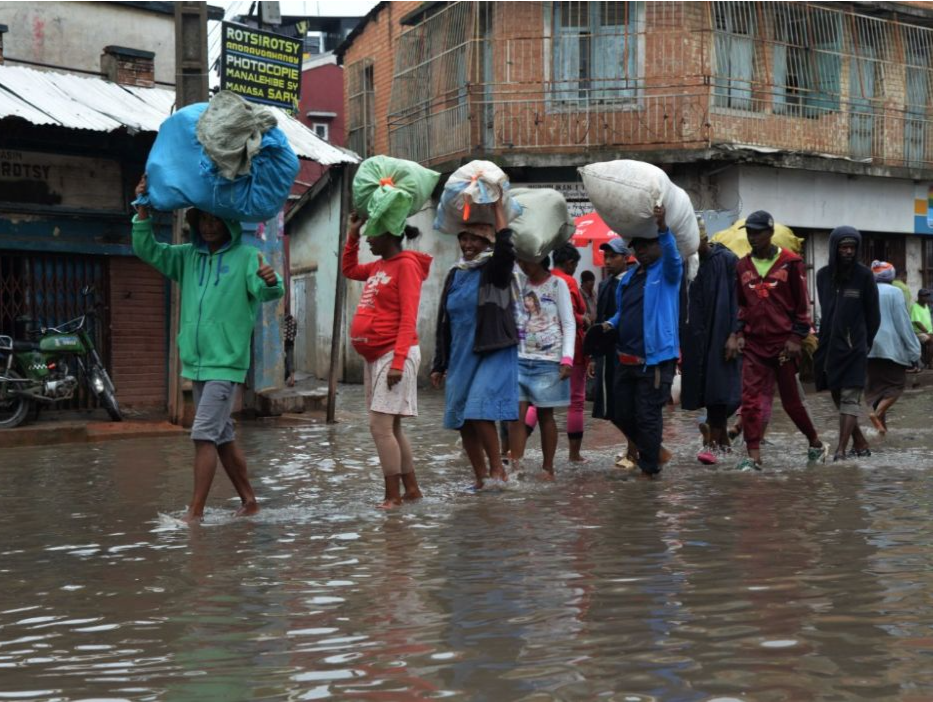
[814,226,880,461]
[133,176,285,524]
[734,210,827,471]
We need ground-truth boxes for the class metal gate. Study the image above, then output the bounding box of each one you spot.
[0,250,112,410]
[290,272,317,377]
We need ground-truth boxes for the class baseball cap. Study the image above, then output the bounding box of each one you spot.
[599,238,631,256]
[921,288,932,298]
[740,210,775,231]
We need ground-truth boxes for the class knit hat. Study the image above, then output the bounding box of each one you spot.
[457,222,496,244]
[871,260,895,283]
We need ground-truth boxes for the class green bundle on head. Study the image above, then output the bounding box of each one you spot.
[352,155,440,237]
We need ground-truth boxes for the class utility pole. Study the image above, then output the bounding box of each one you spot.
[167,3,209,424]
[326,165,355,424]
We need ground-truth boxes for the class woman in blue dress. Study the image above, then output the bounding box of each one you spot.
[431,201,519,490]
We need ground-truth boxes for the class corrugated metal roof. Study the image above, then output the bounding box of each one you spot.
[0,65,359,165]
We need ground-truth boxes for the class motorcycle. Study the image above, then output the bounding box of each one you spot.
[0,286,122,428]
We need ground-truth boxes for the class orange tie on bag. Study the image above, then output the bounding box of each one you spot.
[462,172,482,221]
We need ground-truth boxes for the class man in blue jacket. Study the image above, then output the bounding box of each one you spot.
[603,205,682,477]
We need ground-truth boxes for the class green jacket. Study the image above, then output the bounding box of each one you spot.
[132,215,284,382]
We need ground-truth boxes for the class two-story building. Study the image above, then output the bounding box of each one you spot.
[336,0,933,347]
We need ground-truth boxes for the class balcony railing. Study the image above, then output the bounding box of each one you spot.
[385,1,933,172]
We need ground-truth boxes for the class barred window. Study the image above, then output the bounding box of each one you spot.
[347,58,375,158]
[551,1,642,103]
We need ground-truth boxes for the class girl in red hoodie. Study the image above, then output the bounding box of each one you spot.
[343,213,433,508]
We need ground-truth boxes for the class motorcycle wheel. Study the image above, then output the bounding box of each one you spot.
[0,371,31,429]
[99,387,123,422]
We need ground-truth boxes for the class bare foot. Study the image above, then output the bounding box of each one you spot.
[287,376,296,387]
[379,498,403,510]
[489,468,509,482]
[659,446,673,465]
[235,501,259,517]
[869,413,886,435]
[568,454,588,464]
[536,470,556,482]
[183,511,204,525]
[402,489,423,502]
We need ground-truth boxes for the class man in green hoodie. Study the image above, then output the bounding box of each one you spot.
[132,175,284,524]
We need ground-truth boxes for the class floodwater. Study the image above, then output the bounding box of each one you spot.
[3,384,933,701]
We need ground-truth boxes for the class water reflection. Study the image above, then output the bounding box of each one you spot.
[1,385,932,700]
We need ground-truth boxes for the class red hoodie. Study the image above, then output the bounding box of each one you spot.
[736,247,812,357]
[342,236,433,370]
[552,268,587,364]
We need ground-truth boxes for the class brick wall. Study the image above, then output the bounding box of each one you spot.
[109,258,167,410]
[343,2,421,158]
[342,1,933,173]
[101,46,155,88]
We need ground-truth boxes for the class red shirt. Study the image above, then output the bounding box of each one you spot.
[736,248,812,357]
[342,236,432,370]
[552,268,587,364]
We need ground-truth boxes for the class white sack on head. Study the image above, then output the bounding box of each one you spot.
[434,160,522,234]
[578,160,699,260]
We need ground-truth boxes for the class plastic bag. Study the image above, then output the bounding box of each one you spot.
[196,90,278,180]
[137,101,299,222]
[578,160,699,259]
[711,218,803,258]
[434,160,522,234]
[352,155,440,237]
[508,188,574,262]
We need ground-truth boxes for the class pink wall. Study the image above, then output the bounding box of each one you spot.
[291,62,345,201]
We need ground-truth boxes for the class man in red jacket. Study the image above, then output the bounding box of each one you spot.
[730,211,827,471]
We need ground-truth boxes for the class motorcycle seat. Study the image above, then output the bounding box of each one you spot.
[12,340,40,352]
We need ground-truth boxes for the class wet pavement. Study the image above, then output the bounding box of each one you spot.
[3,382,933,701]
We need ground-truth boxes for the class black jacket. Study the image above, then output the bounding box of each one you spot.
[814,226,880,391]
[592,275,621,420]
[681,243,742,412]
[431,229,518,374]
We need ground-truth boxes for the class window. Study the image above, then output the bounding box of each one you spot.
[772,6,842,117]
[312,122,329,141]
[905,28,932,167]
[347,58,375,157]
[712,2,758,110]
[849,20,883,160]
[551,1,641,103]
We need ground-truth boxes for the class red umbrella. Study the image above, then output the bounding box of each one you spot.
[573,212,621,266]
[571,212,619,245]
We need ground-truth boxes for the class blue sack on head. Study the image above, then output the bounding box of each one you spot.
[136,100,299,222]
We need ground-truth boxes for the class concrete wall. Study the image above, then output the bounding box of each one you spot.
[0,2,174,83]
[288,176,345,380]
[736,166,917,234]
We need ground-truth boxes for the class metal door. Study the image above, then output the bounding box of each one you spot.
[290,273,317,376]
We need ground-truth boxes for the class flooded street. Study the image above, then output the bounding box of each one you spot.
[3,384,933,701]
